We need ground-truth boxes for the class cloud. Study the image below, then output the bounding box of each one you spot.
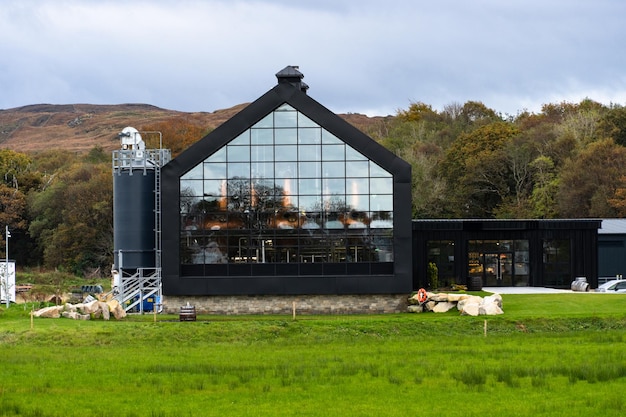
[1,0,626,116]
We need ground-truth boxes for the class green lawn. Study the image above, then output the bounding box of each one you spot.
[1,293,626,417]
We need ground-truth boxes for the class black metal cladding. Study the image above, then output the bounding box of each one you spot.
[161,67,412,296]
[412,219,600,289]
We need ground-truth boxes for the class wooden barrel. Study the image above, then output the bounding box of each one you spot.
[467,276,483,291]
[179,305,197,322]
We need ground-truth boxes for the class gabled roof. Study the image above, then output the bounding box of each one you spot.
[163,67,410,184]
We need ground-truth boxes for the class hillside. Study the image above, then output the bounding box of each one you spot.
[0,103,387,153]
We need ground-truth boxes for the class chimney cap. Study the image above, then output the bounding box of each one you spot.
[276,65,309,93]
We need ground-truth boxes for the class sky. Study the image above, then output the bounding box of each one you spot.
[1,0,625,117]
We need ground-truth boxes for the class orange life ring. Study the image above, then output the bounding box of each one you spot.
[417,288,428,303]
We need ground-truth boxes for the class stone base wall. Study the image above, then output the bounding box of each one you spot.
[162,294,409,315]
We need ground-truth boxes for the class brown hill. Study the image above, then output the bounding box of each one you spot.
[0,103,388,153]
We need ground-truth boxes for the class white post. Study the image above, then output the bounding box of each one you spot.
[4,226,10,308]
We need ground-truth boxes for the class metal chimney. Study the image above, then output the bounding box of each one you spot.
[276,65,309,93]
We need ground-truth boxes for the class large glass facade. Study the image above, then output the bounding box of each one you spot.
[179,104,394,269]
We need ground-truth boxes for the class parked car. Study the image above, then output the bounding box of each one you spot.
[596,279,626,293]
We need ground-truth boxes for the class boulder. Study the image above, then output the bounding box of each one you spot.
[34,305,64,318]
[460,302,481,316]
[433,301,456,313]
[424,301,437,312]
[447,293,469,303]
[107,299,127,319]
[81,300,101,314]
[457,296,483,311]
[62,311,79,320]
[429,293,448,302]
[479,303,504,316]
[99,302,110,320]
[484,294,503,308]
[407,304,424,313]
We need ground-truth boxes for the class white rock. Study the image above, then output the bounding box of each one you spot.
[98,302,110,320]
[479,303,504,315]
[457,296,484,311]
[433,301,456,313]
[484,294,503,308]
[407,305,424,313]
[424,301,437,311]
[34,305,63,318]
[447,293,469,302]
[460,302,481,316]
[430,293,449,302]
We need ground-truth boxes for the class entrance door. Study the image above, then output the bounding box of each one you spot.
[483,252,513,286]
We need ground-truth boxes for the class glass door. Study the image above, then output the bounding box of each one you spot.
[483,252,513,286]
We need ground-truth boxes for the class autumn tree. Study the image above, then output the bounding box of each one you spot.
[141,116,212,157]
[558,138,626,217]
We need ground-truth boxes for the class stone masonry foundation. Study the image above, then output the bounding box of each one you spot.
[162,294,409,315]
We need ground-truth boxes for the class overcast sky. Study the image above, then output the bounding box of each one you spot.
[1,0,625,117]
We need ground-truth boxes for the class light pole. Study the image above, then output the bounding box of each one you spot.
[4,225,10,308]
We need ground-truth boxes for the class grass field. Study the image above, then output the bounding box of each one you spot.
[1,293,626,417]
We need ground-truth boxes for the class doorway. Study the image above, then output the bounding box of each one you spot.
[483,252,513,286]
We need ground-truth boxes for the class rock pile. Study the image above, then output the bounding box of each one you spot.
[33,299,127,320]
[408,291,503,316]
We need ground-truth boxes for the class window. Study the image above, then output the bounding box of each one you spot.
[179,104,394,268]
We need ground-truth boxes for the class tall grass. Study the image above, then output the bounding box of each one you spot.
[1,294,626,416]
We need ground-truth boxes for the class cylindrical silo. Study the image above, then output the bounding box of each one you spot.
[113,168,156,270]
[112,126,157,271]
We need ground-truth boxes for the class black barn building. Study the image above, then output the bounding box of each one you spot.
[161,66,413,303]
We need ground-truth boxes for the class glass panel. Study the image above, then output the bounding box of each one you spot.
[275,162,296,178]
[254,113,273,128]
[230,131,250,146]
[322,161,345,178]
[276,103,295,112]
[299,144,321,161]
[251,145,273,162]
[205,147,226,163]
[275,128,297,144]
[298,113,318,127]
[179,105,396,269]
[322,144,345,161]
[203,179,224,197]
[298,128,321,144]
[251,129,273,145]
[298,161,321,178]
[370,162,392,177]
[251,162,274,179]
[274,110,297,128]
[323,178,345,194]
[346,195,369,212]
[299,195,322,211]
[227,145,250,162]
[322,130,343,144]
[346,161,369,177]
[227,162,250,179]
[275,145,297,161]
[299,178,321,194]
[180,179,203,196]
[279,178,298,200]
[370,194,393,211]
[370,177,393,194]
[204,162,226,179]
[346,178,369,195]
[181,164,203,180]
[346,146,367,160]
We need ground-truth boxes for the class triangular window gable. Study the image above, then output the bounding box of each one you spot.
[179,103,395,266]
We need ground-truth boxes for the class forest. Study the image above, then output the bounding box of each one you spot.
[1,98,626,276]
